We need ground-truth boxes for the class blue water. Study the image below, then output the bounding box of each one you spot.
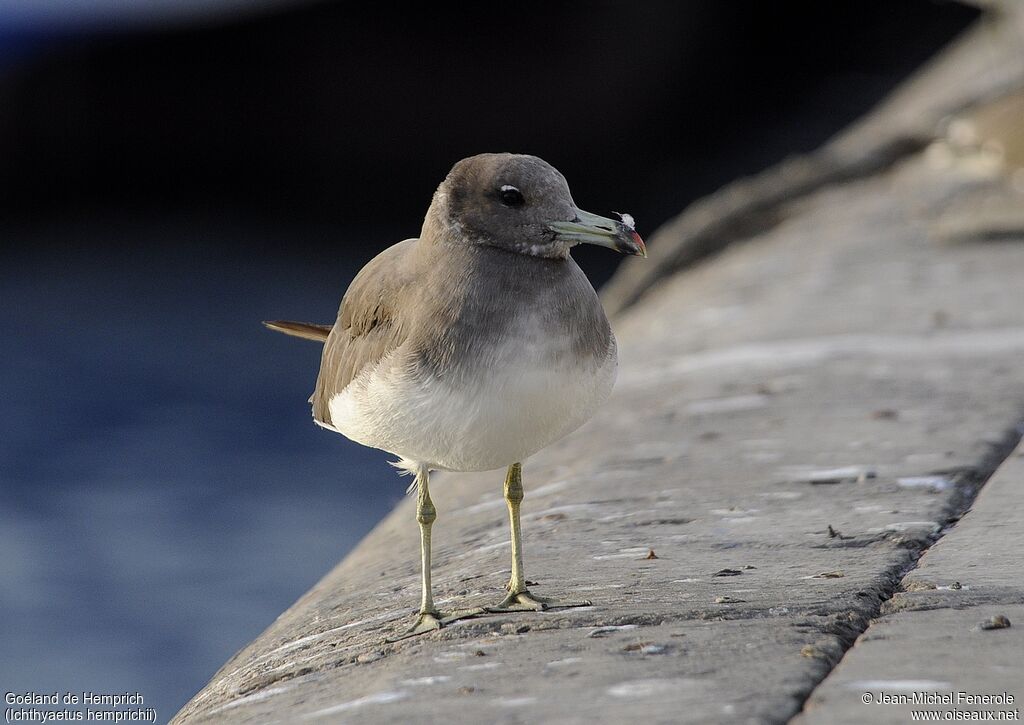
[0,222,408,721]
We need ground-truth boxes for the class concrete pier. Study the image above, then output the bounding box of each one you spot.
[173,5,1024,722]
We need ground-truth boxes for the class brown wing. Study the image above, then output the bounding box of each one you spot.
[311,239,418,427]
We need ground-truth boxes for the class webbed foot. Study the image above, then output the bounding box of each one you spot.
[385,607,486,642]
[486,590,591,613]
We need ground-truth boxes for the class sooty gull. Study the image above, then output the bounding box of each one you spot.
[265,152,645,640]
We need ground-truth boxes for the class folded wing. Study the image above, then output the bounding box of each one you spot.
[311,239,418,427]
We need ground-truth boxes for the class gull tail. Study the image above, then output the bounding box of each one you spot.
[263,320,331,343]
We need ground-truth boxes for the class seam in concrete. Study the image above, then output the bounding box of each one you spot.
[602,134,929,317]
[784,418,1024,724]
[606,2,1024,318]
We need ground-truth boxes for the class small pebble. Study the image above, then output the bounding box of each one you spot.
[806,467,876,484]
[501,623,531,635]
[826,525,853,540]
[623,641,669,655]
[589,625,638,638]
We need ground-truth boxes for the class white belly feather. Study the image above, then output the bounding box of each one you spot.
[327,335,617,472]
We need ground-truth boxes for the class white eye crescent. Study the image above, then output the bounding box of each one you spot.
[498,185,525,207]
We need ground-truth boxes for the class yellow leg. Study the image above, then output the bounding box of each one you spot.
[488,463,592,612]
[386,466,484,642]
[416,468,438,616]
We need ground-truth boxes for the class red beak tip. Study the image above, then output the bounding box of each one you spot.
[631,230,647,257]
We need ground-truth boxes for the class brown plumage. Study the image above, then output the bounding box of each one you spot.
[263,153,646,638]
[311,239,417,426]
[266,154,644,447]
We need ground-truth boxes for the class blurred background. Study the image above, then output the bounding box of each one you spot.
[0,0,978,720]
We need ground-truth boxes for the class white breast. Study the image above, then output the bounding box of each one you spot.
[326,334,617,472]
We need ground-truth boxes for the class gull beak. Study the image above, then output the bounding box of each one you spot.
[548,209,647,257]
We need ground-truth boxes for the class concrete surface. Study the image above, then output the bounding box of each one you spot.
[795,443,1024,724]
[602,0,1024,317]
[173,6,1024,724]
[173,143,1024,725]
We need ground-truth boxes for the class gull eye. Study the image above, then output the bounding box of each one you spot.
[498,184,525,208]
